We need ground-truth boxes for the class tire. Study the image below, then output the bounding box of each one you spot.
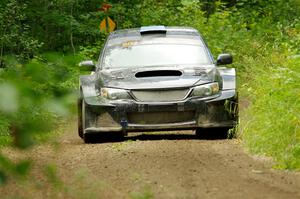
[81,100,124,143]
[81,100,89,143]
[77,98,83,138]
[83,132,94,143]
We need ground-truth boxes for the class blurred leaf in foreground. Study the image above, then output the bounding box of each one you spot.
[15,160,31,176]
[0,170,7,185]
[0,83,19,114]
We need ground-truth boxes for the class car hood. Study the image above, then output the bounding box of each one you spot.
[99,65,218,90]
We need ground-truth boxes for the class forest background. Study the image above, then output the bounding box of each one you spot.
[0,0,300,184]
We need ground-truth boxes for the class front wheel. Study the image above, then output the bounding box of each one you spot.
[77,98,83,138]
[81,100,125,143]
[81,100,90,143]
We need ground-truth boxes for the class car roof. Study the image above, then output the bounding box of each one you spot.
[107,26,205,46]
[110,26,200,37]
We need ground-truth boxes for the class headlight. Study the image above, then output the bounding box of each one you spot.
[100,88,131,100]
[191,82,219,98]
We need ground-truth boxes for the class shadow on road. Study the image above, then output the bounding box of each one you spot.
[84,129,231,144]
[125,132,228,141]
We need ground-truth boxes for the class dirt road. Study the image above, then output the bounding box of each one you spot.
[1,122,300,199]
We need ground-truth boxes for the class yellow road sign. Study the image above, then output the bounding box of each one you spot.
[100,17,116,33]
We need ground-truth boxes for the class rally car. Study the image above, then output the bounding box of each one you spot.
[78,26,238,143]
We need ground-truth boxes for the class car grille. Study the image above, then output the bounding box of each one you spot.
[131,89,190,102]
[128,111,195,124]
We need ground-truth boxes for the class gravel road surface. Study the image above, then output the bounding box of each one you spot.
[1,122,300,199]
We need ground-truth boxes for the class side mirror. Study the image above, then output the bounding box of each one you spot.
[79,60,95,71]
[216,54,233,66]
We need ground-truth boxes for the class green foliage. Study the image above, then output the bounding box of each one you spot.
[241,57,300,170]
[79,34,108,60]
[0,170,7,185]
[0,155,32,182]
[0,0,42,61]
[200,1,299,169]
[0,53,80,148]
[0,0,107,59]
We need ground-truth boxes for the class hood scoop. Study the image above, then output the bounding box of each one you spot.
[135,70,182,78]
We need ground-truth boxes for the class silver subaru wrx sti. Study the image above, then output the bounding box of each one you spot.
[78,26,238,143]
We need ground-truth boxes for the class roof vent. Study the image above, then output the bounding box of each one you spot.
[140,26,167,35]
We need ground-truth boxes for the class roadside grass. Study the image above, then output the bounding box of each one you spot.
[196,10,300,170]
[239,54,300,170]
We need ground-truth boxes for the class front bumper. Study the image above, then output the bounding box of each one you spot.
[83,90,238,134]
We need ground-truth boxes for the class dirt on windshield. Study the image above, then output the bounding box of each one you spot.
[1,121,300,199]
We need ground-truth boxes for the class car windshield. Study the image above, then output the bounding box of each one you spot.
[102,44,211,68]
